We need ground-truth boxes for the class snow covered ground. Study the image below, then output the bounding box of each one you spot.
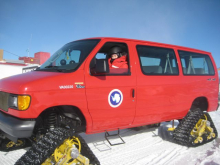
[0,109,219,165]
[0,65,219,165]
[82,110,220,165]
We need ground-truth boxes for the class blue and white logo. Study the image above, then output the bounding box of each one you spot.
[108,89,123,108]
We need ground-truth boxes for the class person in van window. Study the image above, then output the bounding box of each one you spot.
[108,46,128,69]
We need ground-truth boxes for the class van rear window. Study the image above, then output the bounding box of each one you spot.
[178,50,215,75]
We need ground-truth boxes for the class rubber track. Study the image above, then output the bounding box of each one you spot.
[173,109,218,147]
[203,112,218,142]
[15,128,100,165]
[78,135,100,165]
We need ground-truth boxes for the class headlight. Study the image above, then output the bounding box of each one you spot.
[8,95,18,108]
[9,94,31,111]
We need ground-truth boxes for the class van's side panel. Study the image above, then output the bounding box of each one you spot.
[0,70,94,132]
[175,49,219,112]
[84,39,137,133]
[132,41,219,126]
[206,52,219,111]
[133,42,187,125]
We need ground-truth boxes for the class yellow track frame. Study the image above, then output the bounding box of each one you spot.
[190,114,216,144]
[42,136,89,165]
[6,140,23,148]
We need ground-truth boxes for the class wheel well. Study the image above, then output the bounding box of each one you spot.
[35,105,86,133]
[191,97,208,111]
[58,105,86,126]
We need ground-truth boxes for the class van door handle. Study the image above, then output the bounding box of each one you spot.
[207,78,216,81]
[132,89,135,98]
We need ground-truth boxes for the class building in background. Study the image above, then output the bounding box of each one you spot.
[34,52,50,65]
[0,50,50,65]
[0,50,51,79]
[0,49,27,66]
[19,52,50,65]
[0,49,3,61]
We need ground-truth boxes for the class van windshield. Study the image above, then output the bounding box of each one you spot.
[36,39,100,72]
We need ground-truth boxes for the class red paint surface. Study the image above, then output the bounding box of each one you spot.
[0,37,219,134]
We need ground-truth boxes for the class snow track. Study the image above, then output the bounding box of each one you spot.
[0,109,220,165]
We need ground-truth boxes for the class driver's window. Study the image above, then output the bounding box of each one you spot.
[96,53,106,59]
[90,42,130,75]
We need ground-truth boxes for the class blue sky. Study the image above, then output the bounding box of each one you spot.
[0,0,220,68]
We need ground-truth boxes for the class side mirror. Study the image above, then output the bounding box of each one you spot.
[95,59,109,73]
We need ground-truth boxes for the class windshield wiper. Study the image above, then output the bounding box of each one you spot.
[45,66,58,68]
[43,66,66,72]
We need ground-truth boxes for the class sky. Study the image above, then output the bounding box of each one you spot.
[0,0,220,68]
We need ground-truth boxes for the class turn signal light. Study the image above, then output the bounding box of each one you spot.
[18,95,31,110]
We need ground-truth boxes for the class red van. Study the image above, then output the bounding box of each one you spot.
[0,37,219,165]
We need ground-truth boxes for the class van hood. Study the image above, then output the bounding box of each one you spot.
[0,71,72,94]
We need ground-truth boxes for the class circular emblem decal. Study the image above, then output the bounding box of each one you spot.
[108,89,123,108]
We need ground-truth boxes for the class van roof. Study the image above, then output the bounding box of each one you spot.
[79,37,210,54]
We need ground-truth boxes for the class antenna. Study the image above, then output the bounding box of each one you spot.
[27,34,32,57]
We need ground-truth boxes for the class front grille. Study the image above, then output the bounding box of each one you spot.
[0,91,9,112]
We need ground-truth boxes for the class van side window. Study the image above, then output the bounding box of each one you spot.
[90,42,130,75]
[136,45,179,75]
[178,50,215,75]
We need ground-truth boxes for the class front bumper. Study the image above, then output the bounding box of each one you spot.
[0,110,35,142]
